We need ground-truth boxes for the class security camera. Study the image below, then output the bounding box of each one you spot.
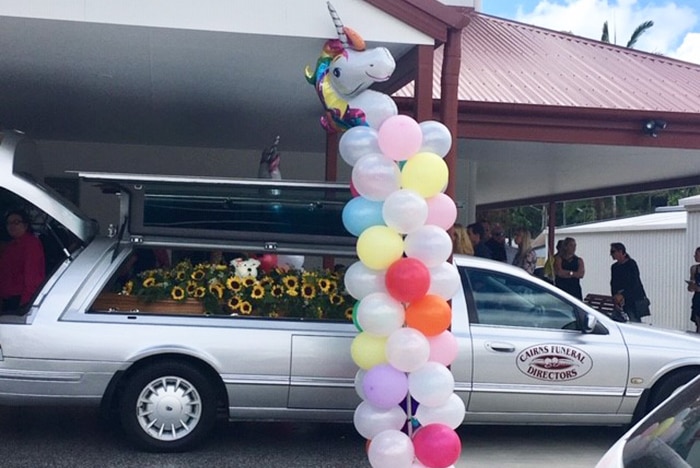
[642,119,667,137]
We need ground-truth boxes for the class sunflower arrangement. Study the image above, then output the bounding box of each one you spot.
[124,259,353,320]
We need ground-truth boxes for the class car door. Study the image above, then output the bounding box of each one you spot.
[461,266,629,423]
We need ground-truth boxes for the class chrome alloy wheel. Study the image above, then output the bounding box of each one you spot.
[135,375,202,441]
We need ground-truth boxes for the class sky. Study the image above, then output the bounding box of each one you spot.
[480,0,700,65]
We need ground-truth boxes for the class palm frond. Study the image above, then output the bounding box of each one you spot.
[626,20,654,49]
[601,21,609,43]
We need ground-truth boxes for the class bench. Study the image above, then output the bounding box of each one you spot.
[583,293,616,315]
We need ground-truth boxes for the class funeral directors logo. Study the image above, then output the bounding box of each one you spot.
[516,344,592,381]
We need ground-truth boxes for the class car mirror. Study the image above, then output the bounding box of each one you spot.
[583,314,597,333]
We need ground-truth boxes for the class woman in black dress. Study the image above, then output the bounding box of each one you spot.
[554,237,584,299]
[687,246,700,332]
[610,242,648,323]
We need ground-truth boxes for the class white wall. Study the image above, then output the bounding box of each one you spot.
[555,226,691,332]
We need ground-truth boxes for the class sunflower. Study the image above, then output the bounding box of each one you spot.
[142,277,156,288]
[227,296,242,311]
[239,301,253,315]
[226,276,243,292]
[344,307,354,321]
[175,270,187,281]
[270,284,284,298]
[251,284,265,300]
[243,277,256,288]
[122,280,134,295]
[191,269,205,281]
[209,283,225,300]
[317,278,331,293]
[171,286,186,301]
[259,276,274,287]
[193,286,207,298]
[329,294,344,306]
[286,288,299,297]
[186,281,198,295]
[282,275,299,290]
[301,283,316,300]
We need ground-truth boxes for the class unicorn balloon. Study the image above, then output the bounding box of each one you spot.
[305,2,398,133]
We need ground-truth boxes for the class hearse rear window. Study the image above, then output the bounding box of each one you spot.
[84,174,355,246]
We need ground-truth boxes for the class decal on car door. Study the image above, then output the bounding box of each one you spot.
[516,344,593,381]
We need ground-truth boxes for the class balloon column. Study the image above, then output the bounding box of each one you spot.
[342,117,463,468]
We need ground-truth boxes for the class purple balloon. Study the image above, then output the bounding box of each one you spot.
[362,364,408,409]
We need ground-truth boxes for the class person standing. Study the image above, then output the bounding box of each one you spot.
[687,246,700,332]
[554,237,585,299]
[512,227,537,275]
[0,209,45,313]
[467,223,492,259]
[610,242,648,323]
[485,223,508,262]
[451,223,474,255]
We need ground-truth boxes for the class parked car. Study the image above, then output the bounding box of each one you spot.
[596,374,700,467]
[2,130,700,452]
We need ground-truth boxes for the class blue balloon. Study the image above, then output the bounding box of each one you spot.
[342,197,385,237]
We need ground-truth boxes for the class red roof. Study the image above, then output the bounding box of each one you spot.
[398,12,700,113]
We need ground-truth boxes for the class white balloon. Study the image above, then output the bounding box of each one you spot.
[386,327,430,372]
[382,189,428,234]
[353,401,406,439]
[277,255,304,270]
[351,153,401,201]
[414,393,466,429]
[344,261,387,300]
[419,120,452,157]
[408,362,455,407]
[354,368,367,400]
[404,225,452,268]
[339,126,381,167]
[428,262,461,300]
[357,292,405,337]
[368,430,415,468]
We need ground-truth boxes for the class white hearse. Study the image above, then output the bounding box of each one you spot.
[1,131,700,452]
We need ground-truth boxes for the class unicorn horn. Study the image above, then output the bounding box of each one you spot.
[327,1,348,48]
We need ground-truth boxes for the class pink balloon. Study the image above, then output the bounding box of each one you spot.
[425,194,457,230]
[377,115,422,161]
[362,364,408,409]
[385,257,430,303]
[413,424,461,468]
[428,331,459,366]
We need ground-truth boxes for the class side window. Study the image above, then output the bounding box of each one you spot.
[91,247,355,322]
[466,268,578,330]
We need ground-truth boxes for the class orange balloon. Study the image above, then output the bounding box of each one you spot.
[405,294,451,336]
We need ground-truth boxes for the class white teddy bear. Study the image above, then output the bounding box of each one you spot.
[231,258,261,278]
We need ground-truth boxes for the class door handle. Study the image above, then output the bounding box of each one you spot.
[486,342,516,353]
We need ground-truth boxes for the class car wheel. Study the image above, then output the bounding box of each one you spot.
[648,368,700,411]
[119,361,217,452]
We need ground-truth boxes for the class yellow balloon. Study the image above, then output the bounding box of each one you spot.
[351,332,388,370]
[401,152,449,198]
[356,225,404,270]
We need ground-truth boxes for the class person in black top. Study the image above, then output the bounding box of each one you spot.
[554,237,584,299]
[687,246,700,332]
[467,222,492,259]
[484,222,508,263]
[610,242,648,323]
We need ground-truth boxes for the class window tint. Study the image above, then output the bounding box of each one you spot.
[466,268,578,330]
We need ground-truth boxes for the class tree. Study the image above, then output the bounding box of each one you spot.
[600,20,654,49]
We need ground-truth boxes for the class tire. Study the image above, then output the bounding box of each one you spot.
[119,361,217,452]
[648,368,700,412]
